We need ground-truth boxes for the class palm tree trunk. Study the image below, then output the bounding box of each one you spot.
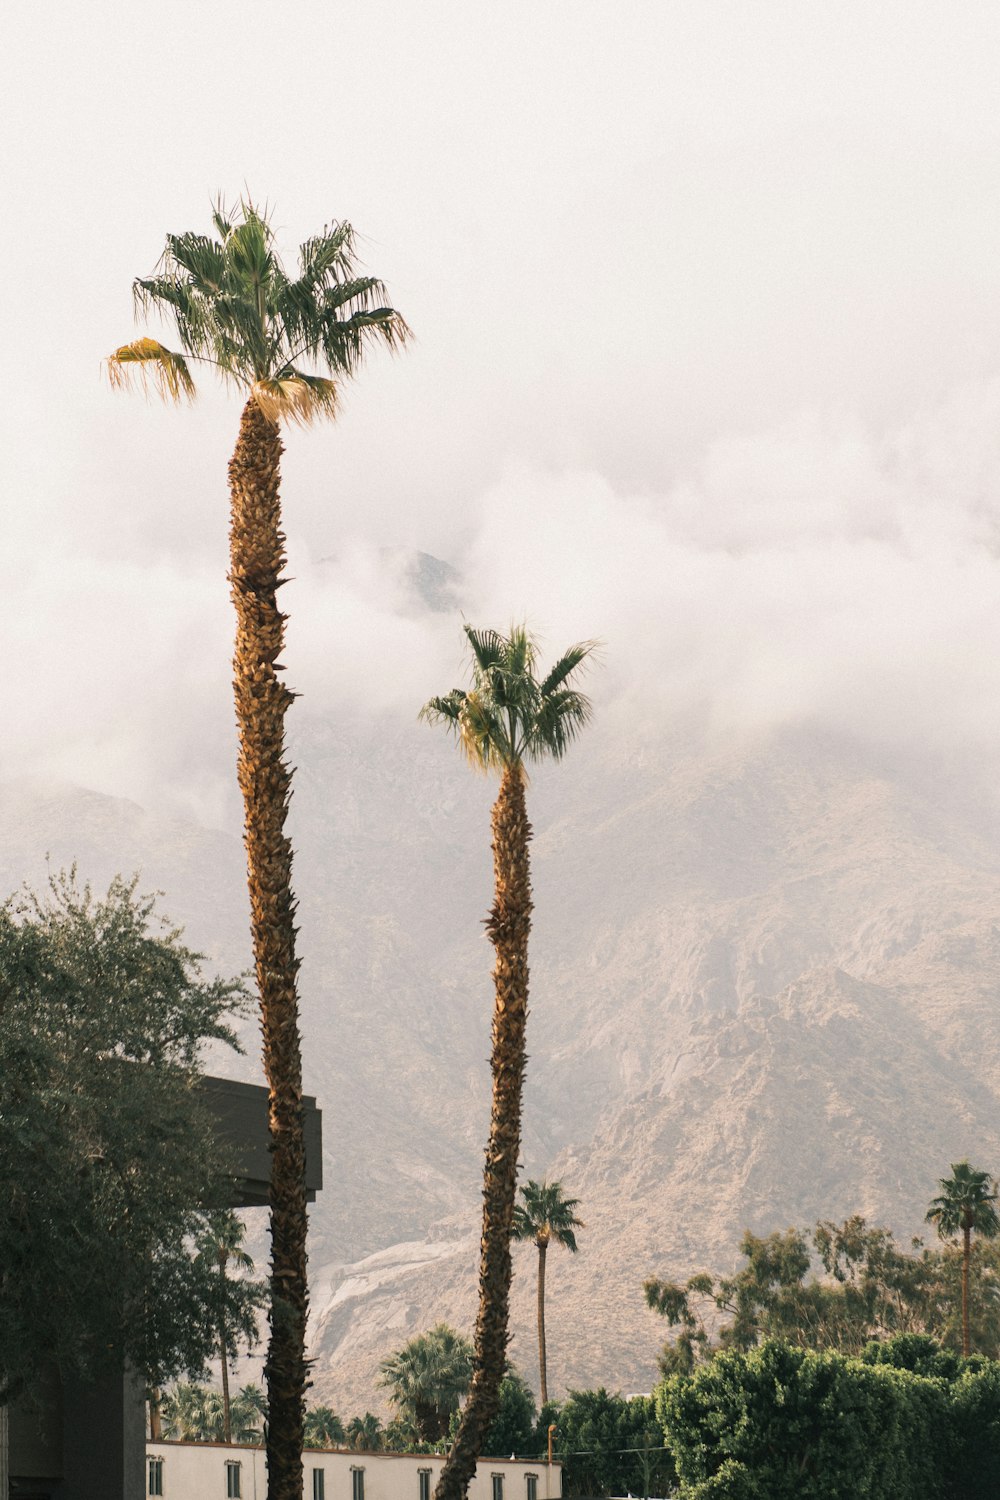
[536,1241,548,1407]
[435,766,532,1500]
[148,1389,162,1441]
[229,395,307,1500]
[962,1224,971,1358]
[219,1253,232,1445]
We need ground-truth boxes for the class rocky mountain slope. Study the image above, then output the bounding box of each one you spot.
[4,719,999,1415]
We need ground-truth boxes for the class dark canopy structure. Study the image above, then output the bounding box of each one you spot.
[5,1078,323,1499]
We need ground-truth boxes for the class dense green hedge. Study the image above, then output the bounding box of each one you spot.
[656,1340,952,1499]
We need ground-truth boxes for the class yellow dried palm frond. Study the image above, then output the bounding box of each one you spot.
[105,338,196,403]
[251,376,338,427]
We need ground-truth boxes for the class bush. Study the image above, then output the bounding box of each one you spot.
[657,1340,947,1500]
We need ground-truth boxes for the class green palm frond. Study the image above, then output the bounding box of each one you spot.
[108,196,410,423]
[421,625,598,775]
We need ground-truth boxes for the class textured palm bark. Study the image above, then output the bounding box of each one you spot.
[536,1238,548,1407]
[435,767,532,1500]
[229,396,306,1500]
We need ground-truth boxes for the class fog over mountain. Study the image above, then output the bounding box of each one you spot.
[4,535,999,1408]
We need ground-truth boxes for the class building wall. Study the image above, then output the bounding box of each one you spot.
[146,1444,562,1500]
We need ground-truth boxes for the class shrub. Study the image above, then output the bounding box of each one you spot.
[657,1340,947,1499]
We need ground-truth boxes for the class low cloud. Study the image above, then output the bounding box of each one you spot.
[7,379,1000,822]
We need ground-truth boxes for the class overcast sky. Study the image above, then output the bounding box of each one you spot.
[4,1,1000,823]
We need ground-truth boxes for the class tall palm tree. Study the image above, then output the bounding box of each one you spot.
[108,199,409,1500]
[926,1161,1000,1356]
[512,1180,583,1405]
[421,625,595,1500]
[196,1212,257,1443]
[379,1323,473,1442]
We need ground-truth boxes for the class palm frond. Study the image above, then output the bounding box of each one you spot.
[418,690,467,728]
[539,640,599,696]
[105,338,196,403]
[525,688,593,763]
[251,375,337,427]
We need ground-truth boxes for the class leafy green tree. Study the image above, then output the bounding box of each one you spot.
[195,1211,265,1442]
[304,1405,345,1448]
[0,872,247,1405]
[455,1370,538,1459]
[657,1341,947,1500]
[926,1162,1000,1356]
[421,625,595,1500]
[380,1324,473,1442]
[646,1214,1000,1364]
[547,1389,675,1499]
[513,1180,584,1404]
[108,198,409,1500]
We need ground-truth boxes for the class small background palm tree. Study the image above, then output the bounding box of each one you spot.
[304,1405,345,1449]
[108,198,408,1500]
[421,624,596,1500]
[512,1179,583,1404]
[195,1211,260,1443]
[926,1160,1000,1356]
[379,1323,473,1443]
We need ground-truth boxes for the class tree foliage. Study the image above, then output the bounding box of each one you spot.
[161,1381,268,1443]
[108,197,410,425]
[545,1388,675,1499]
[380,1324,473,1443]
[0,872,250,1401]
[646,1213,1000,1368]
[657,1340,949,1500]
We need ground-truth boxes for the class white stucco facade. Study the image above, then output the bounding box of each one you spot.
[146,1443,562,1500]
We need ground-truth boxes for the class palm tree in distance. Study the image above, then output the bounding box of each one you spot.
[421,625,596,1500]
[512,1180,583,1405]
[346,1413,385,1452]
[108,200,409,1500]
[304,1405,345,1449]
[926,1161,1000,1356]
[196,1212,257,1443]
[379,1323,473,1442]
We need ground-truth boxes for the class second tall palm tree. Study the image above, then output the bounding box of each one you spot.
[422,626,595,1500]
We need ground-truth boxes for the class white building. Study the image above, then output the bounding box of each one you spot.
[146,1443,563,1500]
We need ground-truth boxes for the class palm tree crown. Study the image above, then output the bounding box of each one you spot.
[379,1324,473,1443]
[926,1160,1000,1357]
[108,198,410,423]
[513,1180,584,1251]
[926,1162,1000,1241]
[420,625,595,775]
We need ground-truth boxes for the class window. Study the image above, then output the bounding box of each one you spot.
[492,1476,505,1500]
[526,1477,538,1500]
[148,1458,164,1497]
[312,1470,326,1500]
[226,1461,242,1499]
[419,1470,432,1500]
[352,1467,365,1500]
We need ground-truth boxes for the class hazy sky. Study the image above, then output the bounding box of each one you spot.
[5,1,1000,822]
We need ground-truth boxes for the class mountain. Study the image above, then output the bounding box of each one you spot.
[4,717,1000,1417]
